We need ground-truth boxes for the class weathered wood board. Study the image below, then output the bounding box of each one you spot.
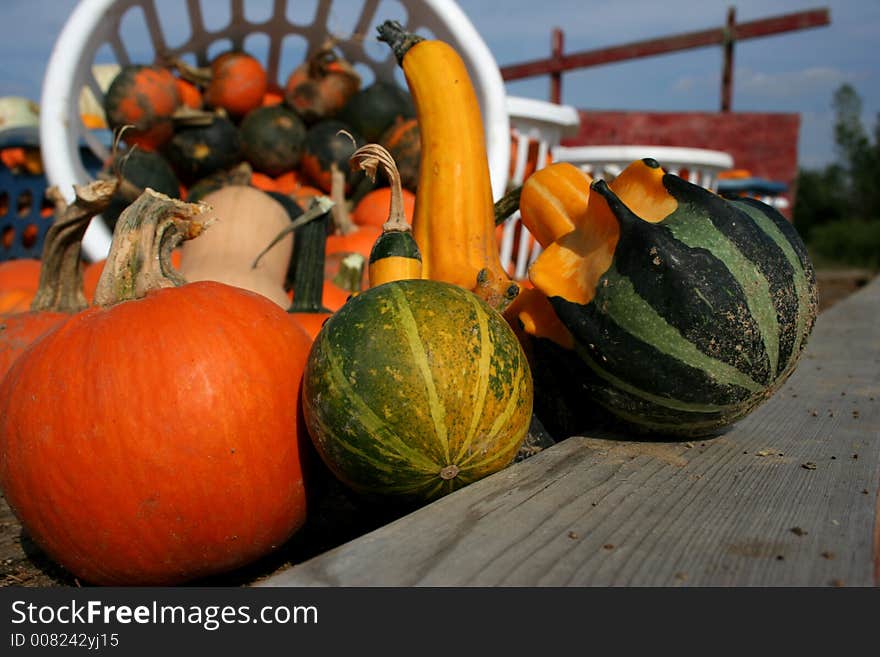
[258,276,880,587]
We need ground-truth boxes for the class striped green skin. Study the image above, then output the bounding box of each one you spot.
[548,172,818,437]
[369,229,422,264]
[302,279,533,501]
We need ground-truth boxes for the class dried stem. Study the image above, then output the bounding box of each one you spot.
[349,143,409,232]
[252,196,335,269]
[329,162,356,235]
[165,55,212,87]
[494,184,523,225]
[93,190,212,307]
[30,180,118,313]
[376,20,425,65]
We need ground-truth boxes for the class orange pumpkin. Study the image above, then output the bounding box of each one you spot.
[261,84,285,107]
[174,77,203,109]
[84,250,181,303]
[272,170,301,194]
[0,287,36,314]
[204,51,268,118]
[321,278,353,312]
[0,309,68,376]
[0,190,311,585]
[0,258,42,289]
[299,120,363,194]
[291,184,324,211]
[352,186,415,228]
[325,224,381,263]
[380,116,420,192]
[1,179,116,377]
[284,43,360,124]
[103,65,181,151]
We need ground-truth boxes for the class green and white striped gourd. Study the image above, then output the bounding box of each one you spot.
[529,158,818,437]
[302,279,533,501]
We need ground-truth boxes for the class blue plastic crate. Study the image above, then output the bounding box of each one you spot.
[1,128,104,262]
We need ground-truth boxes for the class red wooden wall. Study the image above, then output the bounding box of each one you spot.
[562,110,801,218]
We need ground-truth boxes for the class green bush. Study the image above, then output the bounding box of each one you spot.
[808,219,880,269]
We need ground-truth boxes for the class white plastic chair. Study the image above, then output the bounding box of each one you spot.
[553,145,734,192]
[39,0,511,261]
[500,96,580,280]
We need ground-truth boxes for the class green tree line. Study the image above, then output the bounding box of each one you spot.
[794,84,880,269]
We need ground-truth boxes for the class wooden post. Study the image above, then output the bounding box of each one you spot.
[550,28,564,104]
[721,6,736,112]
[499,8,830,95]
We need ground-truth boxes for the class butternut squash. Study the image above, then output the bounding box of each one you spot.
[178,185,293,308]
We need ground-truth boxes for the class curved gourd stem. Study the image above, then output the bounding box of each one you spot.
[376,20,424,63]
[165,55,212,87]
[30,179,118,313]
[329,162,357,236]
[349,143,410,233]
[494,184,523,226]
[93,189,212,307]
[351,143,422,286]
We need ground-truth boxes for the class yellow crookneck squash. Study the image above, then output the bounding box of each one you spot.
[377,21,518,312]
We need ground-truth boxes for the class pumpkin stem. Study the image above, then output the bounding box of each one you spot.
[376,20,425,64]
[307,40,340,78]
[332,253,366,293]
[349,143,409,233]
[30,180,118,313]
[494,184,523,226]
[171,106,222,127]
[165,55,213,87]
[93,189,212,307]
[329,161,357,235]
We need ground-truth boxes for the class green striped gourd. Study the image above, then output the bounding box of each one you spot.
[302,279,533,501]
[528,158,818,437]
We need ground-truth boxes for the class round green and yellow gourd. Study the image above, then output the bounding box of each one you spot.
[527,158,818,438]
[302,279,533,501]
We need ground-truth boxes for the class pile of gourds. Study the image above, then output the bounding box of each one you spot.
[0,21,817,586]
[90,37,421,310]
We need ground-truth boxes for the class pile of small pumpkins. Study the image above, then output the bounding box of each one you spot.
[94,36,420,312]
[0,21,817,587]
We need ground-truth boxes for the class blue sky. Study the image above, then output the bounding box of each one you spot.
[1,0,877,170]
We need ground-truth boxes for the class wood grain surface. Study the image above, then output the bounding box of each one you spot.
[258,275,880,587]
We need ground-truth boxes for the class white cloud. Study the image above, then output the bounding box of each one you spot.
[735,66,861,99]
[669,66,865,103]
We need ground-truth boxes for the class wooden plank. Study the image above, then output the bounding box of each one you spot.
[257,275,880,587]
[499,8,830,81]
